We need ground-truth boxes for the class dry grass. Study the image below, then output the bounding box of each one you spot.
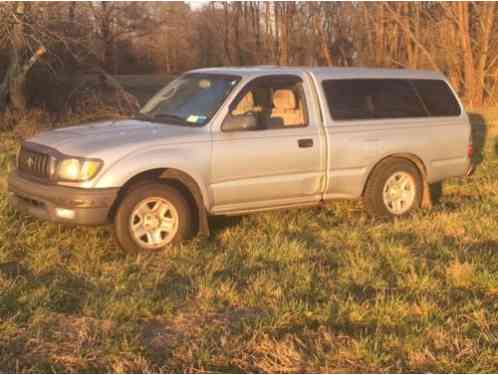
[1,109,498,372]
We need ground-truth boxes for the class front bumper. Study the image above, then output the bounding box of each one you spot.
[7,171,119,225]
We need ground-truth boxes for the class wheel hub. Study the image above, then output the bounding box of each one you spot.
[382,171,416,215]
[144,214,160,229]
[129,197,179,249]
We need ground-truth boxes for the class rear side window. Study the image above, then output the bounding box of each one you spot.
[411,79,461,117]
[322,78,461,121]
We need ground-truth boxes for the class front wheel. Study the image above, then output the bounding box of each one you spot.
[113,182,194,252]
[363,158,422,218]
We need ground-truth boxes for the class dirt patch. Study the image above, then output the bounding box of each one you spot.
[140,307,264,354]
[137,306,267,371]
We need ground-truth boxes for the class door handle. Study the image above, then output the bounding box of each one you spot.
[298,138,313,148]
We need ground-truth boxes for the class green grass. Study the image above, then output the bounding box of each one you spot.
[1,113,498,372]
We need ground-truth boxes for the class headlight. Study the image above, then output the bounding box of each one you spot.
[56,158,103,181]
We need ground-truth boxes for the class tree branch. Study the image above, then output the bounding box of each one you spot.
[385,3,439,71]
[21,46,46,75]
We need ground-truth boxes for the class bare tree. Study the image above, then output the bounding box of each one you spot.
[87,2,157,73]
[0,3,47,113]
[2,1,498,115]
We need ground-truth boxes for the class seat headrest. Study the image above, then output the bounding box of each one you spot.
[233,91,255,115]
[273,89,297,110]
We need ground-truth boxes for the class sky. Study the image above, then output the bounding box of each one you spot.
[188,1,209,10]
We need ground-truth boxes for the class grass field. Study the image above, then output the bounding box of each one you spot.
[1,110,498,372]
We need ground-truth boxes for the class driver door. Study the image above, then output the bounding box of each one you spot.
[209,74,323,214]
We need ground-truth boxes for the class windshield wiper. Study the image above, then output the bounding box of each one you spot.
[133,112,190,126]
[133,112,154,122]
[153,113,188,125]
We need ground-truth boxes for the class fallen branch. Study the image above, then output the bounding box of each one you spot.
[22,46,47,75]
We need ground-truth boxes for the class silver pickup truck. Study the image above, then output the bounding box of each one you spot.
[8,67,474,252]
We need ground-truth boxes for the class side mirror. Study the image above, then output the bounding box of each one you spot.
[222,113,258,132]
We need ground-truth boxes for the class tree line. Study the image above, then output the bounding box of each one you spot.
[0,1,497,115]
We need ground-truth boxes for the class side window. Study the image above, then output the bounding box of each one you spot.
[223,75,308,131]
[373,80,428,118]
[411,79,461,116]
[322,79,428,121]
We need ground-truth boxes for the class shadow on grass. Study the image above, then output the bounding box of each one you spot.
[430,191,485,213]
[155,270,194,303]
[0,261,93,315]
[39,268,94,314]
[208,215,243,235]
[467,112,488,165]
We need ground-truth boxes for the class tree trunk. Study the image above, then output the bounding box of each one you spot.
[223,3,232,65]
[233,3,243,65]
[104,38,116,73]
[402,3,415,68]
[8,2,27,112]
[441,17,462,93]
[375,4,385,66]
[0,65,14,113]
[361,4,374,65]
[273,3,280,64]
[279,3,290,65]
[456,3,477,106]
[311,4,333,66]
[476,2,495,106]
[253,3,261,64]
[100,2,116,73]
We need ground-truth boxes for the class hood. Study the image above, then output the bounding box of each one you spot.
[28,119,207,158]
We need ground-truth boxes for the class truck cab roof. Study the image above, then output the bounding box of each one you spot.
[189,65,445,81]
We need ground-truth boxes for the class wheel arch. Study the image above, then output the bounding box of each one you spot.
[108,168,210,236]
[362,153,433,208]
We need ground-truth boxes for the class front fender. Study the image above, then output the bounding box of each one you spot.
[92,143,212,207]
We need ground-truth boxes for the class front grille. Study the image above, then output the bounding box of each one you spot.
[18,147,52,179]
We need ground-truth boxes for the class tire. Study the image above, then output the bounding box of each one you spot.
[113,182,194,252]
[363,158,422,218]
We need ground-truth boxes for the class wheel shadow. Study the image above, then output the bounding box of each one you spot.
[208,215,243,235]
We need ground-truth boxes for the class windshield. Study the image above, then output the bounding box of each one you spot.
[140,73,241,126]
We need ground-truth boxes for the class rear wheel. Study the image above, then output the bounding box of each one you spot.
[114,182,193,252]
[363,158,422,218]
